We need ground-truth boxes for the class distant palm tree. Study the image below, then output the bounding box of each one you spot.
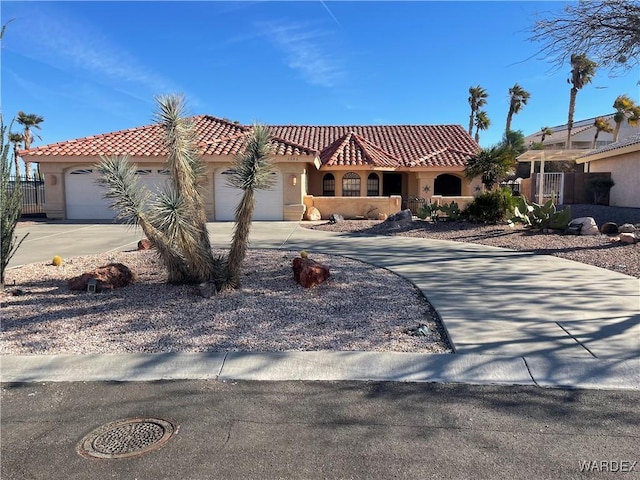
[16,111,44,179]
[8,131,24,176]
[474,110,491,143]
[612,94,640,142]
[566,54,597,148]
[468,85,489,136]
[540,126,553,145]
[592,117,614,148]
[505,83,531,133]
[220,124,275,290]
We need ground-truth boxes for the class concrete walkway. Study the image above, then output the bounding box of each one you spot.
[3,221,639,390]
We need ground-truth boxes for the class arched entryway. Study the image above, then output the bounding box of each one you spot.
[434,174,461,196]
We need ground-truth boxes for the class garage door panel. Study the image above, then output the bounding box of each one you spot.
[65,168,170,220]
[215,170,283,221]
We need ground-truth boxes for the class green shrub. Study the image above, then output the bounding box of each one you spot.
[586,177,615,205]
[462,188,516,223]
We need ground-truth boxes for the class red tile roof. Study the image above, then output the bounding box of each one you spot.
[20,116,479,169]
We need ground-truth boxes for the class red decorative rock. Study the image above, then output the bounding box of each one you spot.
[137,238,152,250]
[292,257,330,288]
[68,263,137,292]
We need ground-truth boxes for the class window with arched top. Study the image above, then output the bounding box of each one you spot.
[434,174,462,196]
[322,173,335,196]
[367,173,379,196]
[342,172,361,196]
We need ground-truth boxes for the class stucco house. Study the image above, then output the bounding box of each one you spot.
[574,133,640,208]
[19,116,481,221]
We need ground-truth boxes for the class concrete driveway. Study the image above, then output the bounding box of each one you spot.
[5,220,640,388]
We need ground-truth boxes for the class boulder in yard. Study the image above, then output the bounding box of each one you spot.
[384,209,413,228]
[619,223,637,234]
[619,233,637,244]
[292,257,330,288]
[600,222,618,235]
[568,217,600,236]
[137,238,153,250]
[329,213,344,224]
[306,207,322,221]
[68,263,137,292]
[377,212,388,221]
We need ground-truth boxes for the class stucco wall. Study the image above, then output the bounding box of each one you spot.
[587,153,640,208]
[303,195,402,219]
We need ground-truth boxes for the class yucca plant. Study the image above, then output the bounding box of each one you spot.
[218,124,275,290]
[96,94,215,284]
[1,117,28,289]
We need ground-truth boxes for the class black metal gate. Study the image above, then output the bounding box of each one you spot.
[8,174,46,217]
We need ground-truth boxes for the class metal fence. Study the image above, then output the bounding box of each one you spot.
[402,196,426,214]
[7,174,46,216]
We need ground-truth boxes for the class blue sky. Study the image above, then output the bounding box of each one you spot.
[2,1,639,151]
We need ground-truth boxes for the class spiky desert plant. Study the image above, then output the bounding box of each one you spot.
[1,117,28,289]
[218,124,275,290]
[96,94,215,284]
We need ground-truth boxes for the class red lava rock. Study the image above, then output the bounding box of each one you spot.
[137,239,153,250]
[292,257,330,288]
[68,263,137,292]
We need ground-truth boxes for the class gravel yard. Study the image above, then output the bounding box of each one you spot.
[0,250,450,355]
[307,205,640,278]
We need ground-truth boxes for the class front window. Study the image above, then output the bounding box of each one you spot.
[367,173,379,196]
[342,172,361,196]
[322,173,335,196]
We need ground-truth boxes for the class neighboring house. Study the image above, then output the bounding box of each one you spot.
[574,133,640,208]
[524,114,640,151]
[19,116,481,221]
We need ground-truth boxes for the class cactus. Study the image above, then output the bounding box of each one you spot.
[51,255,63,266]
[300,251,308,259]
[511,196,571,230]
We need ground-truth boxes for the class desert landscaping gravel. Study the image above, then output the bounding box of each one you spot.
[308,205,639,279]
[0,250,450,355]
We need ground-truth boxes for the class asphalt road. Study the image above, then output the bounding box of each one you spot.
[2,381,639,480]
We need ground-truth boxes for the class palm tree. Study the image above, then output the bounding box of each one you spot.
[505,83,531,133]
[468,85,489,136]
[540,126,553,145]
[464,145,514,190]
[612,94,640,142]
[16,111,44,180]
[97,94,216,285]
[8,132,24,176]
[592,117,614,149]
[474,110,491,143]
[566,54,597,148]
[221,124,275,290]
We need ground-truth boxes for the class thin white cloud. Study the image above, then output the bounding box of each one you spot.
[320,1,343,29]
[5,6,180,100]
[257,21,344,88]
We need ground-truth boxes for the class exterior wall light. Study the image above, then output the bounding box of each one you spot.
[290,175,297,186]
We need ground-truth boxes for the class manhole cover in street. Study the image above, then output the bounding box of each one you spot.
[78,417,177,459]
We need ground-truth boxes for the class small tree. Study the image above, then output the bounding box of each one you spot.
[1,117,28,289]
[464,145,515,190]
[592,117,613,148]
[97,94,216,284]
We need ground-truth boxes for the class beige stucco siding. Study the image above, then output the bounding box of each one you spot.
[586,153,640,208]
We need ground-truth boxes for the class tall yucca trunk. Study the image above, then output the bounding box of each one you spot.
[220,124,274,291]
[612,121,621,142]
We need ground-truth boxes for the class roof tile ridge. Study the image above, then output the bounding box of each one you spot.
[267,133,319,155]
[320,132,355,164]
[351,133,402,165]
[199,115,250,131]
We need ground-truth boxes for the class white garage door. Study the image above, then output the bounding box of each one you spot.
[215,169,283,221]
[65,168,170,220]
